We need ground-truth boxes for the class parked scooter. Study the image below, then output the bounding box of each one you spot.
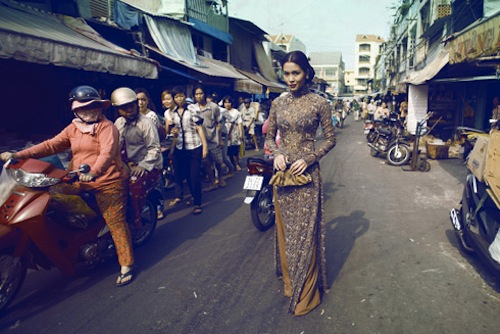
[0,158,161,313]
[450,173,500,277]
[242,157,275,231]
[364,115,401,143]
[367,116,411,166]
[450,119,500,279]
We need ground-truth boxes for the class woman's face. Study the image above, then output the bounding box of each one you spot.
[224,100,232,110]
[162,93,174,110]
[174,93,186,107]
[283,62,306,92]
[74,106,102,123]
[137,92,148,113]
[382,102,387,108]
[194,88,205,104]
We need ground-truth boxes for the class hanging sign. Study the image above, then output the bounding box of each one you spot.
[449,13,500,64]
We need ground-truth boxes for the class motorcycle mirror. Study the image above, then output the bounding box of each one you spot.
[79,164,91,174]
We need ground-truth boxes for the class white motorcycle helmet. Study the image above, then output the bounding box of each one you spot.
[110,87,137,107]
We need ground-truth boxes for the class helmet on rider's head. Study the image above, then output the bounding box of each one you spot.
[69,85,110,111]
[110,87,137,107]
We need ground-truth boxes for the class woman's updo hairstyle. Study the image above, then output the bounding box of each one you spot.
[282,51,316,84]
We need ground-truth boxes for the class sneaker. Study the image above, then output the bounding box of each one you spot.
[157,209,164,220]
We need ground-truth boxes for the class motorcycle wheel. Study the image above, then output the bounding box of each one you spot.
[387,144,410,166]
[456,206,475,255]
[250,185,275,231]
[418,160,431,172]
[132,200,157,246]
[0,255,27,314]
[370,147,379,157]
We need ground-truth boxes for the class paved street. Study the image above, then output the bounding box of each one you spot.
[1,114,500,334]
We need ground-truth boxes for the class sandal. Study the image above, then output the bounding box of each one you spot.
[168,198,182,207]
[193,206,202,215]
[116,266,135,287]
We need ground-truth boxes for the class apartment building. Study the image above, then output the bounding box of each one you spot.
[309,51,345,96]
[354,34,385,95]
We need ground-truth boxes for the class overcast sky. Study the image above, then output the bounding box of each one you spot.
[228,0,398,69]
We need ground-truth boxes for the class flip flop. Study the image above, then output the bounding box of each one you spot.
[192,206,202,215]
[116,266,135,287]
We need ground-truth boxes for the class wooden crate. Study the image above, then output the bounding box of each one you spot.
[426,142,450,159]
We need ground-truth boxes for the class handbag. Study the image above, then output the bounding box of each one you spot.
[269,169,312,187]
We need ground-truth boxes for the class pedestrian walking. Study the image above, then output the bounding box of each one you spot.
[168,86,208,215]
[191,85,226,191]
[222,96,243,171]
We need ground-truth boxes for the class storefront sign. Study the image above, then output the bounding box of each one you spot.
[449,13,500,64]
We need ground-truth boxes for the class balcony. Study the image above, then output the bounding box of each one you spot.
[187,0,228,32]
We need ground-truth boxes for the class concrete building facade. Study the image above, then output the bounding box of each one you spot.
[309,51,345,96]
[354,34,385,95]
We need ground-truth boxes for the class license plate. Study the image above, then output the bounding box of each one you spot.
[450,208,461,230]
[243,175,264,191]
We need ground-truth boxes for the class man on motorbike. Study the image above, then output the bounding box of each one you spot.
[0,85,136,286]
[111,87,163,229]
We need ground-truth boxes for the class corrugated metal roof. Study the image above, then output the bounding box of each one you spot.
[0,0,158,78]
[309,51,343,65]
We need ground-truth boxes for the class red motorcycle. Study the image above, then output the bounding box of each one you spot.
[0,158,161,313]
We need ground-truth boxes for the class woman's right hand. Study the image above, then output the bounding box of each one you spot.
[0,152,15,162]
[273,154,288,171]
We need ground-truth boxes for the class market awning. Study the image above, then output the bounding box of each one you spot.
[188,17,233,45]
[237,69,287,93]
[0,0,158,78]
[145,44,263,93]
[404,46,449,85]
[234,78,263,94]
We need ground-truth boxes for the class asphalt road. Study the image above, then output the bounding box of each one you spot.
[2,114,500,334]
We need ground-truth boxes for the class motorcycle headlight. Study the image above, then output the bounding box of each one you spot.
[7,168,60,187]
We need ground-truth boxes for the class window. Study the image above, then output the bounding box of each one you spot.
[359,43,371,52]
[359,67,370,76]
[325,68,337,76]
[359,55,370,63]
[192,32,204,50]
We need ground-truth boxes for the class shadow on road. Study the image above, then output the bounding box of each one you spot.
[326,210,370,287]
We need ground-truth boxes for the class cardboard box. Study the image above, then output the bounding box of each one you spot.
[485,129,500,209]
[467,136,489,182]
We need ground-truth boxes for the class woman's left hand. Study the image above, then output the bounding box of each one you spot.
[289,159,307,175]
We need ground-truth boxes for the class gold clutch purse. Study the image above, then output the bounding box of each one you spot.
[269,170,312,187]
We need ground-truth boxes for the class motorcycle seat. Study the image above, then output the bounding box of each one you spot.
[247,157,274,167]
[377,127,392,135]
